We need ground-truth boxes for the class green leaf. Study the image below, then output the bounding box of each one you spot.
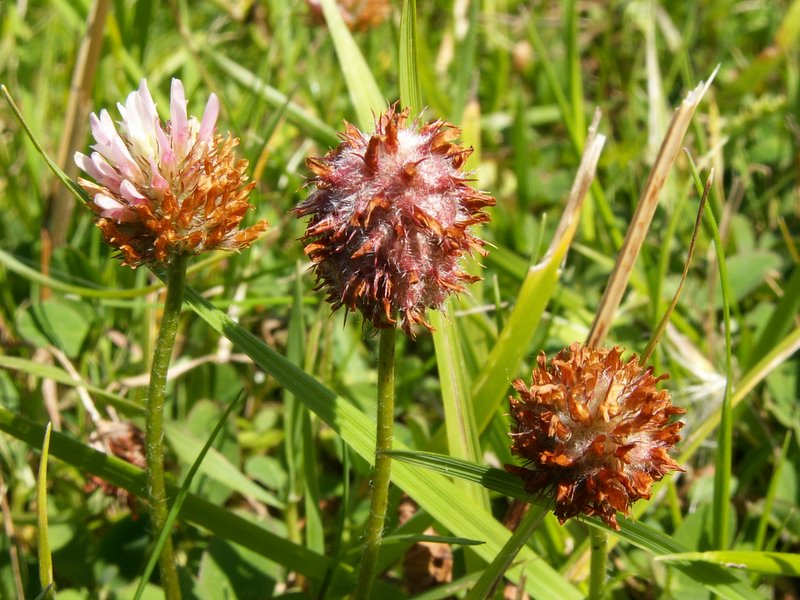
[430,308,489,510]
[0,355,143,415]
[163,421,284,509]
[686,156,734,551]
[318,0,385,129]
[0,247,162,299]
[399,0,421,115]
[656,551,800,577]
[17,298,93,357]
[465,504,548,600]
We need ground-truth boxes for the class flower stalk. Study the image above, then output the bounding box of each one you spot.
[354,326,396,600]
[145,253,188,600]
[588,526,608,600]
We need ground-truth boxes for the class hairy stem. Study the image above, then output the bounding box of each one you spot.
[146,254,188,600]
[588,527,608,600]
[353,326,397,600]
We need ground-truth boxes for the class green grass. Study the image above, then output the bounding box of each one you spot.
[1,1,799,598]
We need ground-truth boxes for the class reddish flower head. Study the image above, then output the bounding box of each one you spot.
[75,79,267,267]
[506,343,685,529]
[295,105,494,336]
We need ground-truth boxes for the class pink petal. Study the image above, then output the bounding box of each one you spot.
[94,193,132,221]
[198,93,220,143]
[94,193,125,211]
[90,110,118,146]
[156,124,176,171]
[119,81,161,160]
[74,151,122,192]
[169,79,189,150]
[119,179,147,203]
[149,159,170,194]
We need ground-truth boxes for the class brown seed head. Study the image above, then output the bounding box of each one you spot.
[295,105,494,337]
[506,342,685,529]
[306,0,391,31]
[75,79,268,268]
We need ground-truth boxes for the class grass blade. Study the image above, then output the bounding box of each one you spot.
[37,422,55,600]
[0,405,408,597]
[685,152,734,550]
[0,355,143,415]
[655,551,800,577]
[430,309,489,510]
[399,0,422,116]
[586,68,718,347]
[318,0,385,128]
[464,504,548,600]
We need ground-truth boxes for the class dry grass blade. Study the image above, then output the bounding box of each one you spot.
[43,0,110,252]
[586,66,719,348]
[548,109,606,257]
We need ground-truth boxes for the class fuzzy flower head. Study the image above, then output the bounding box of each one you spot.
[295,105,494,337]
[75,79,267,267]
[506,343,685,529]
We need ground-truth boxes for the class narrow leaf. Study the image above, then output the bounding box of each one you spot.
[37,422,54,600]
[399,0,422,115]
[656,551,800,577]
[319,0,385,128]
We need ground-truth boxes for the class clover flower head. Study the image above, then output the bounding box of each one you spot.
[75,79,267,267]
[506,342,685,529]
[295,104,495,337]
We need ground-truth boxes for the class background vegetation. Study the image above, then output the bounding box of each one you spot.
[0,0,799,598]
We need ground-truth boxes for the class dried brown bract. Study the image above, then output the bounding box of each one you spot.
[506,343,685,529]
[295,105,494,336]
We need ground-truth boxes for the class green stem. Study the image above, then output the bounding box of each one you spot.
[353,326,397,600]
[146,254,188,600]
[588,527,608,600]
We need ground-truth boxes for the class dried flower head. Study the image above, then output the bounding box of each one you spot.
[306,0,391,31]
[506,343,685,529]
[295,105,494,336]
[75,79,267,268]
[85,421,146,515]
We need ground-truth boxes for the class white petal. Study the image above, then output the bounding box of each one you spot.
[119,179,146,202]
[198,93,219,143]
[169,79,189,147]
[94,193,124,211]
